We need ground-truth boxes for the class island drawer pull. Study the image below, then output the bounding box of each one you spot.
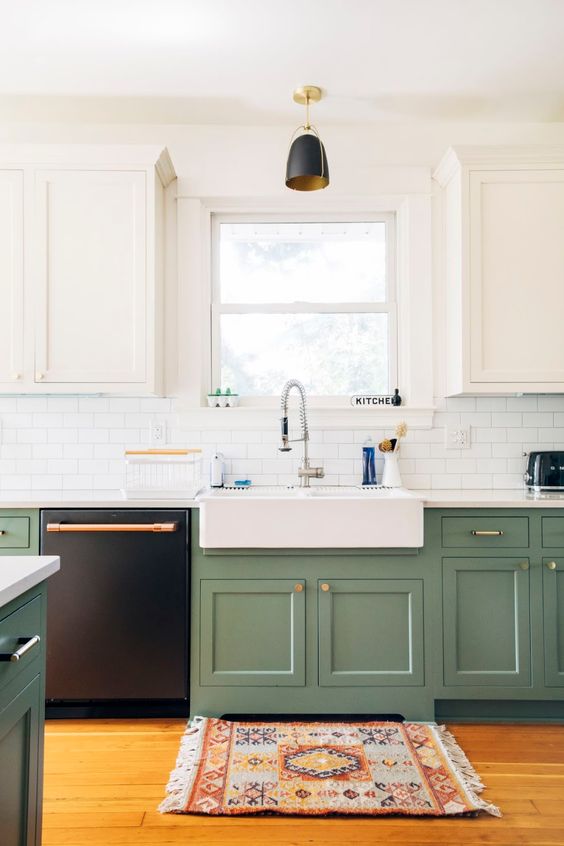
[471,530,504,536]
[46,522,178,533]
[547,561,558,571]
[0,635,41,663]
[320,583,331,592]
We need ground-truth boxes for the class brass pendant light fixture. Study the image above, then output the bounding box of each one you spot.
[285,85,329,191]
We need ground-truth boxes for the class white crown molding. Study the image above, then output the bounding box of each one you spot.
[434,145,564,185]
[155,147,176,187]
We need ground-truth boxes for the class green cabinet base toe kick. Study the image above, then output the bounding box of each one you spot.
[190,508,564,723]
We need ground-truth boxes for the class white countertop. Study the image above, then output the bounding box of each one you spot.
[0,491,199,509]
[419,489,564,508]
[0,489,562,509]
[0,556,60,608]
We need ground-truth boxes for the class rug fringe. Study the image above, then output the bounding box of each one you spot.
[158,716,207,814]
[434,724,502,817]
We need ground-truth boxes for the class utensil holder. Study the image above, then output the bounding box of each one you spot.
[382,451,402,488]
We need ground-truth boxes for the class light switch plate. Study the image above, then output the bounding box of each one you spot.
[445,426,470,449]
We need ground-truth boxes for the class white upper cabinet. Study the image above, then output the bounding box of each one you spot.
[0,145,175,394]
[435,147,564,395]
[0,171,24,387]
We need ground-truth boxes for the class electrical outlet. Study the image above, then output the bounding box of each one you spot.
[150,421,166,445]
[445,426,470,449]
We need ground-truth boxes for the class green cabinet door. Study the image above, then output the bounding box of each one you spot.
[543,557,564,687]
[0,675,41,846]
[318,579,424,686]
[200,579,306,686]
[443,558,531,687]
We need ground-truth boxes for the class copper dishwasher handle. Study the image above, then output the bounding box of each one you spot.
[46,522,178,533]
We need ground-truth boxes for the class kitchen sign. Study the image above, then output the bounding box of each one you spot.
[350,394,400,407]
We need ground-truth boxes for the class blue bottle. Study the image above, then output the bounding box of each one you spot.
[362,437,376,485]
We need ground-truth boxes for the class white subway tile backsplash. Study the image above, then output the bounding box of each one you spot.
[522,412,554,427]
[506,397,538,411]
[538,397,564,411]
[33,445,63,459]
[47,398,79,412]
[0,393,561,493]
[475,427,507,443]
[491,412,522,427]
[16,429,47,444]
[460,412,491,427]
[507,427,538,442]
[476,397,507,411]
[431,474,462,489]
[47,459,78,475]
[78,398,109,412]
[48,428,78,444]
[79,428,109,443]
[462,474,493,489]
[62,474,94,490]
[17,398,47,412]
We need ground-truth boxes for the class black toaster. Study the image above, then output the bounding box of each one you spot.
[524,451,564,491]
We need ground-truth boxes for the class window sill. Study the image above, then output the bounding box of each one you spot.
[175,404,435,431]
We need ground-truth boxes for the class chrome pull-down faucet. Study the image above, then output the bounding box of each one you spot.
[279,379,324,487]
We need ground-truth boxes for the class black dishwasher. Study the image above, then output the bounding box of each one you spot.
[40,509,189,718]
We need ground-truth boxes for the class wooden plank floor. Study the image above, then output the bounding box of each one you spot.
[43,719,564,846]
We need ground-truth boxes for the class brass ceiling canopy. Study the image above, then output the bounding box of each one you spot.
[285,85,329,192]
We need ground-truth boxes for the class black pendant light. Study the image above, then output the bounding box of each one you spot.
[285,85,329,191]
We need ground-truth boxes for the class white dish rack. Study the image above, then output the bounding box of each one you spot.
[122,449,203,500]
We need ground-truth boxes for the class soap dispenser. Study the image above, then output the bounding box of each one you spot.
[362,437,376,486]
[210,452,225,488]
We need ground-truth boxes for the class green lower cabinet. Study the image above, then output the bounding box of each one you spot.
[0,675,41,846]
[318,579,424,686]
[200,579,305,686]
[442,557,531,687]
[0,512,39,556]
[543,558,564,687]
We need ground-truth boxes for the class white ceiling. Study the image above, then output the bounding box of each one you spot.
[2,0,564,124]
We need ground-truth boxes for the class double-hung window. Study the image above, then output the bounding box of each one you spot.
[211,214,397,401]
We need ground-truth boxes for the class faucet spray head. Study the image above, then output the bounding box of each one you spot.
[279,415,292,452]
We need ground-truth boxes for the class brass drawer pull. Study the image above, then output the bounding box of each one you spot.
[0,635,41,663]
[519,562,529,571]
[320,583,330,592]
[46,522,177,533]
[471,530,504,537]
[294,583,303,593]
[547,561,558,571]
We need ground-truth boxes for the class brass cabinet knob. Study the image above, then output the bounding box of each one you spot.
[547,561,557,571]
[519,561,529,571]
[294,583,303,593]
[11,372,20,380]
[320,583,330,592]
[36,371,44,381]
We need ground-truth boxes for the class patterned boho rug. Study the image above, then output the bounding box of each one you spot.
[160,717,500,817]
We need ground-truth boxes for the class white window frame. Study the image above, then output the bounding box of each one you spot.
[173,190,434,429]
[210,213,397,406]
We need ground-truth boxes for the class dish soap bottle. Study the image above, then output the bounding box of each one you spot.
[362,437,376,486]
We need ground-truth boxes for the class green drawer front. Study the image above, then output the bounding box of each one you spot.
[0,597,42,691]
[542,518,564,547]
[441,516,529,548]
[0,518,30,551]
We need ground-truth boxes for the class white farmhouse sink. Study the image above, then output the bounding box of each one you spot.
[198,486,424,549]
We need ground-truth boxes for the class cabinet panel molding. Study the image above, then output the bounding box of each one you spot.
[442,557,531,687]
[318,578,424,686]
